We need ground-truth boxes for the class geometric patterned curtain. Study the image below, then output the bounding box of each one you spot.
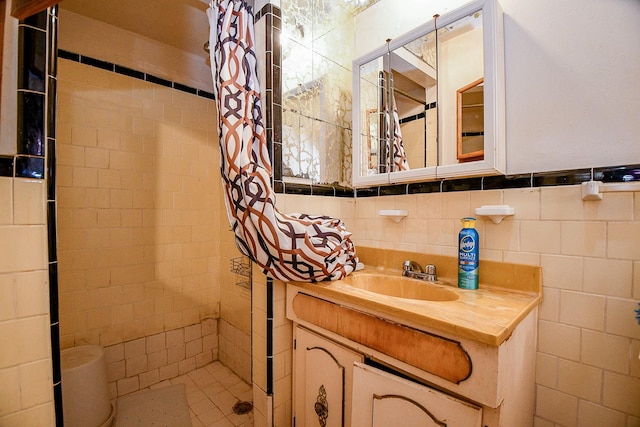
[390,93,410,171]
[207,0,359,282]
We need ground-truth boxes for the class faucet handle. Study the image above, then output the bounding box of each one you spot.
[402,260,423,273]
[424,264,437,281]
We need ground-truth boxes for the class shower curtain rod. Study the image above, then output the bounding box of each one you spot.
[393,87,427,106]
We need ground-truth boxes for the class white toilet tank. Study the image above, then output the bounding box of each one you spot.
[61,345,114,427]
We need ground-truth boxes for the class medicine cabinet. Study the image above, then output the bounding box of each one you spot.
[352,0,505,187]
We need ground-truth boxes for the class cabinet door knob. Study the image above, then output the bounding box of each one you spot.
[314,385,329,426]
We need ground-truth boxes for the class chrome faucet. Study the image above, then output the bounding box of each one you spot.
[402,260,437,282]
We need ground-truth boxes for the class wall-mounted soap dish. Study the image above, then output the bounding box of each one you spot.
[474,205,514,224]
[378,209,408,223]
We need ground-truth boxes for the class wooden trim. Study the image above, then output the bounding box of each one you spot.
[292,293,472,384]
[11,0,59,20]
[456,77,484,163]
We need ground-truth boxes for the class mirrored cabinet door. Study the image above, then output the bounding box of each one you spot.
[352,0,505,187]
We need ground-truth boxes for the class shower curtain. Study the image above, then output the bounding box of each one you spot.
[207,0,359,282]
[389,95,410,171]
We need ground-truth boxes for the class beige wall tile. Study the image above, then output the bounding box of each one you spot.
[535,385,578,426]
[427,218,457,247]
[535,353,558,388]
[583,257,633,297]
[557,358,602,402]
[578,401,627,426]
[503,188,540,220]
[606,298,640,339]
[470,189,503,211]
[71,126,98,148]
[15,272,49,318]
[581,330,629,374]
[0,366,21,414]
[502,251,540,266]
[355,197,377,219]
[0,274,16,322]
[72,166,98,188]
[0,226,47,274]
[560,221,607,257]
[441,191,471,219]
[559,290,605,330]
[484,219,519,251]
[0,316,50,366]
[13,180,46,225]
[603,371,640,416]
[402,218,429,245]
[632,340,640,379]
[19,359,53,408]
[541,186,583,220]
[0,403,55,426]
[85,146,110,169]
[538,320,581,360]
[540,254,583,290]
[520,220,561,254]
[585,192,634,221]
[0,179,13,225]
[538,287,559,321]
[414,192,442,219]
[608,222,640,260]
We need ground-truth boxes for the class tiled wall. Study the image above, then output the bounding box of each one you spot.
[252,264,292,427]
[0,7,57,427]
[276,184,640,426]
[0,180,54,426]
[55,57,223,348]
[103,319,218,399]
[219,318,251,383]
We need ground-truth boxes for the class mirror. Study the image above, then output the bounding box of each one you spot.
[352,0,505,186]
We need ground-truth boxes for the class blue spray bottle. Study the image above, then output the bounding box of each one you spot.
[458,217,479,289]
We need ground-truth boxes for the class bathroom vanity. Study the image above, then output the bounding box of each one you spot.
[285,247,541,426]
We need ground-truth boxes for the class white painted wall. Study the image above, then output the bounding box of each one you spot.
[0,3,18,155]
[502,0,640,173]
[58,10,213,92]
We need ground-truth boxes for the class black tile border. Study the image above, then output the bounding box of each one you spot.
[57,49,215,100]
[346,164,640,199]
[15,155,45,179]
[0,156,14,177]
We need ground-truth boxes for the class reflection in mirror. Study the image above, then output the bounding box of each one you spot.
[437,9,484,166]
[358,9,484,181]
[357,31,437,177]
[358,56,386,176]
[353,0,505,186]
[281,0,380,186]
[457,78,484,162]
[390,31,437,170]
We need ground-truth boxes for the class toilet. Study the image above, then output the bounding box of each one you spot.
[61,345,114,427]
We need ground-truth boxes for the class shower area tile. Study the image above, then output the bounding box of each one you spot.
[164,361,253,427]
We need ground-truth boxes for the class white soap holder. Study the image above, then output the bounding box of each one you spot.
[378,209,408,223]
[474,205,514,224]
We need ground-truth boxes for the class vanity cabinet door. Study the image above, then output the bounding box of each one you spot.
[294,326,363,427]
[351,363,482,427]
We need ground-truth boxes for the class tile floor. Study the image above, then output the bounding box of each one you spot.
[149,361,254,427]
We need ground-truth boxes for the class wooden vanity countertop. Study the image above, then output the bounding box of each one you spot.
[288,247,542,347]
